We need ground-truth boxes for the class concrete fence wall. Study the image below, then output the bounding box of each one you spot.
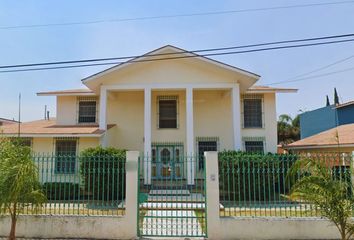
[0,151,349,239]
[0,151,139,240]
[204,151,342,240]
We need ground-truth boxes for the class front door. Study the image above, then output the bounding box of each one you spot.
[152,145,183,180]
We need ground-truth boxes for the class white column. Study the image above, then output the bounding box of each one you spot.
[125,151,139,238]
[99,87,108,147]
[186,87,195,185]
[205,151,220,239]
[231,85,242,150]
[144,87,152,185]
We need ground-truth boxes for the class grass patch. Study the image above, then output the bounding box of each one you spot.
[194,210,207,233]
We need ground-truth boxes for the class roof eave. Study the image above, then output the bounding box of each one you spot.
[285,143,354,149]
[0,133,104,138]
[246,89,298,93]
[37,92,96,97]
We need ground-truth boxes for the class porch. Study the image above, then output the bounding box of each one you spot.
[99,84,243,185]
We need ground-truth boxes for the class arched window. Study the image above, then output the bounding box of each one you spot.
[161,148,171,164]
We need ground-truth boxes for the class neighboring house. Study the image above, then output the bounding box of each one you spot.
[287,123,354,154]
[0,117,18,126]
[0,45,296,184]
[300,101,354,139]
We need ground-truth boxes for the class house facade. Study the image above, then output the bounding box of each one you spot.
[0,117,18,126]
[300,101,354,139]
[0,45,296,184]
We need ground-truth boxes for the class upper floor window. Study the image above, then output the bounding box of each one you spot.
[55,138,77,174]
[158,96,178,129]
[78,97,97,123]
[242,94,263,128]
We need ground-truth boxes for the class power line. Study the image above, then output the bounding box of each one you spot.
[266,53,354,85]
[1,1,354,30]
[267,66,354,85]
[285,54,354,80]
[1,33,354,70]
[1,37,354,74]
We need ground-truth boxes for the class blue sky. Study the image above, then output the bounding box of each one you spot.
[0,0,354,121]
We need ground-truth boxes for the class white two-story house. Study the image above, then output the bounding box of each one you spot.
[0,45,296,184]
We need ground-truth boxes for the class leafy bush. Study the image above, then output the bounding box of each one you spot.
[218,151,297,203]
[80,147,126,201]
[43,182,80,200]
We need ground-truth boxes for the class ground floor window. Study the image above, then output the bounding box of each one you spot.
[197,137,218,170]
[10,137,33,148]
[243,137,265,153]
[55,138,78,174]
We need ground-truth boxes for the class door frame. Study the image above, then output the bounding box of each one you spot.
[151,143,184,180]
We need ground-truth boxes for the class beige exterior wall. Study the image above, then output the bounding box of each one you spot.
[53,91,278,153]
[104,90,276,152]
[151,90,186,146]
[241,93,277,153]
[31,137,99,184]
[32,137,99,153]
[106,91,144,151]
[97,59,245,86]
[194,90,233,150]
[51,59,278,153]
[56,96,77,125]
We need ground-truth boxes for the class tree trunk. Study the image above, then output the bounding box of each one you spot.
[8,204,17,240]
[8,215,16,240]
[340,226,346,240]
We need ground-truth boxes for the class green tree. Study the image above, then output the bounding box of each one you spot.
[277,114,300,144]
[0,138,46,240]
[287,157,354,240]
[334,87,340,105]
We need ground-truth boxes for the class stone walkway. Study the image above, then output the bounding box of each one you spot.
[142,209,204,237]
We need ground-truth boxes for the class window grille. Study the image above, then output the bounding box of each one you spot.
[77,97,97,124]
[10,137,33,148]
[196,137,219,170]
[243,137,265,153]
[242,94,264,128]
[157,96,178,129]
[55,138,78,174]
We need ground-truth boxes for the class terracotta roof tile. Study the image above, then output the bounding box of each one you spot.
[248,85,298,92]
[287,123,354,148]
[0,118,115,136]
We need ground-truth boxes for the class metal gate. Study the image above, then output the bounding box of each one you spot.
[137,153,207,238]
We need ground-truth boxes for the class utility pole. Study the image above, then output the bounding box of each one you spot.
[18,93,21,138]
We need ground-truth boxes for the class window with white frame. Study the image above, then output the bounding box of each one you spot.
[158,96,178,129]
[55,138,78,174]
[242,94,263,128]
[243,137,265,153]
[78,97,97,123]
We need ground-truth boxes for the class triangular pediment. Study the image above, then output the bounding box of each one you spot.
[82,45,260,91]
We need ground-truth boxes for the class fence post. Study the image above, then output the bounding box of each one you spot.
[125,151,139,238]
[205,151,220,239]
